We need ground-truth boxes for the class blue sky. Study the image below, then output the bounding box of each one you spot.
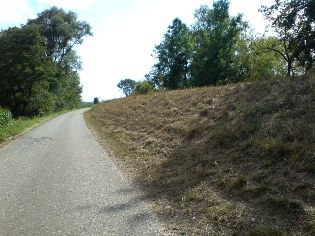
[0,0,274,102]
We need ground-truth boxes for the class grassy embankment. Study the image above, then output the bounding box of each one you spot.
[85,74,314,235]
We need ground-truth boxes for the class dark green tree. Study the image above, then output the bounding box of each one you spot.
[0,7,91,117]
[190,0,246,86]
[0,24,57,117]
[117,79,136,97]
[93,97,100,104]
[153,18,192,89]
[28,7,92,111]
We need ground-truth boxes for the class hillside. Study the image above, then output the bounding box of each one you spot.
[85,74,315,235]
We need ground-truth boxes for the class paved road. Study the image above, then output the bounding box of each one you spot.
[0,109,167,236]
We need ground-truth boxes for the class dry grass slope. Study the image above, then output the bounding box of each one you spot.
[85,74,315,235]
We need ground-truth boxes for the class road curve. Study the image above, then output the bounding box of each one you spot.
[0,109,167,235]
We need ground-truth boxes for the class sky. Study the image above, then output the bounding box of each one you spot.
[0,0,274,102]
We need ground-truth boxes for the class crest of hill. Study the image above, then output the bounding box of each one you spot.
[86,74,315,235]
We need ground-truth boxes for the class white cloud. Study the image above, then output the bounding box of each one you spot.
[37,0,97,10]
[0,0,276,102]
[0,0,35,26]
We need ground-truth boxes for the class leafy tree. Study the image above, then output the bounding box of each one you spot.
[0,24,57,117]
[28,7,92,65]
[117,79,136,97]
[233,35,287,81]
[145,65,163,90]
[28,7,92,110]
[93,97,100,104]
[0,7,91,117]
[153,18,192,89]
[260,0,315,75]
[134,81,154,95]
[28,7,91,112]
[190,0,246,86]
[54,70,82,110]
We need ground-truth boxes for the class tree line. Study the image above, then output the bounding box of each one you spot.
[118,0,314,96]
[0,7,92,117]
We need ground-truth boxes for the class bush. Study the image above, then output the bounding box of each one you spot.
[133,81,155,95]
[0,108,14,127]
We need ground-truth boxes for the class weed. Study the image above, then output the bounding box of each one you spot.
[243,185,271,199]
[227,175,248,192]
[241,107,256,118]
[0,108,14,127]
[306,208,315,234]
[262,195,305,217]
[260,138,291,160]
[246,225,283,236]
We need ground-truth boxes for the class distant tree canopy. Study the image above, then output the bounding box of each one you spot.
[117,79,136,97]
[93,97,100,104]
[153,18,192,89]
[190,0,247,86]
[0,7,92,117]
[147,0,248,89]
[138,0,314,92]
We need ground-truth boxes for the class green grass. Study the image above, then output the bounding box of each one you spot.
[0,109,76,144]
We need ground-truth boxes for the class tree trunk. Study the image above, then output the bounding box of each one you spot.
[287,60,292,76]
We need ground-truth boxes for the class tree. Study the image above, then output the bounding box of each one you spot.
[0,24,57,117]
[260,0,315,75]
[153,18,192,89]
[190,0,246,86]
[117,79,136,97]
[54,70,82,110]
[28,7,92,65]
[93,97,100,104]
[134,81,154,95]
[0,7,91,117]
[28,7,92,112]
[233,35,287,81]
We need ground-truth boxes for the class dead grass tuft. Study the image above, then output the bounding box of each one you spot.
[85,74,315,235]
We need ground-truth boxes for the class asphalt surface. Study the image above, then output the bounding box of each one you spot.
[0,109,167,236]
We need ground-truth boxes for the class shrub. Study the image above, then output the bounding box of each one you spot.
[133,81,154,95]
[0,108,14,127]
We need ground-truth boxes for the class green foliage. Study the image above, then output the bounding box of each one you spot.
[93,97,100,104]
[0,108,14,127]
[117,79,136,97]
[153,18,192,89]
[260,0,315,75]
[233,36,287,81]
[0,7,91,117]
[144,0,314,92]
[190,0,246,86]
[133,81,155,95]
[28,6,92,64]
[26,81,57,116]
[0,110,72,143]
[0,24,57,117]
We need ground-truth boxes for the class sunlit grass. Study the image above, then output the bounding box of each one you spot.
[85,73,315,235]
